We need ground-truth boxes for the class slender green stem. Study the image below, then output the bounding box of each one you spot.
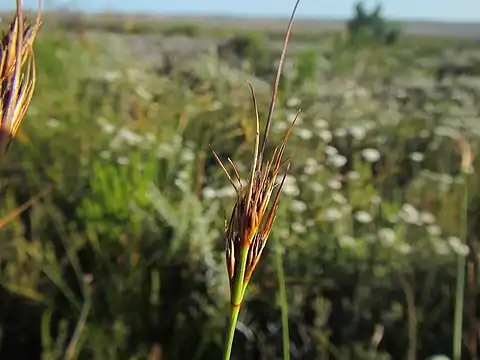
[453,255,466,360]
[275,236,291,360]
[65,275,93,360]
[223,305,241,360]
[453,169,469,360]
[223,246,249,360]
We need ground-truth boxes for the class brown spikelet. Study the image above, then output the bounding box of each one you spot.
[211,0,300,299]
[0,184,51,229]
[0,0,42,154]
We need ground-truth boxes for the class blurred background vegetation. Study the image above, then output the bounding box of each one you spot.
[0,1,480,359]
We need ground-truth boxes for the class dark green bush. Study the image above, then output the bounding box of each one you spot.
[347,1,401,47]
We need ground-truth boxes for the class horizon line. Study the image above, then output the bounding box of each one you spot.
[4,8,480,25]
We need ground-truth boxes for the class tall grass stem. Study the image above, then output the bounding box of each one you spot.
[223,246,249,360]
[223,305,241,360]
[275,236,291,360]
[453,167,469,360]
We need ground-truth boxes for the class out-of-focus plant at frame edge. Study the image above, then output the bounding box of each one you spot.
[0,1,50,229]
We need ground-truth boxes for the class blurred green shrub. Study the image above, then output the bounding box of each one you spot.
[217,31,272,77]
[162,24,203,37]
[293,48,319,86]
[347,1,401,47]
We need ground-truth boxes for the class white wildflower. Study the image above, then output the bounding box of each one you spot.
[334,127,348,138]
[97,117,116,134]
[314,118,329,129]
[361,148,381,163]
[327,178,343,190]
[419,129,430,138]
[324,145,338,156]
[355,210,373,224]
[447,236,469,256]
[203,187,217,199]
[273,121,288,133]
[304,158,323,175]
[47,118,60,128]
[339,235,356,248]
[398,243,412,254]
[434,125,460,139]
[135,85,152,101]
[291,222,307,234]
[216,186,237,198]
[310,182,325,193]
[420,211,436,225]
[157,143,175,158]
[348,125,367,140]
[378,227,396,245]
[117,128,143,146]
[332,192,348,204]
[376,135,388,144]
[399,204,421,225]
[103,70,121,82]
[431,237,450,255]
[318,129,333,143]
[324,208,343,222]
[174,170,189,189]
[180,149,195,163]
[347,171,360,181]
[281,175,300,197]
[427,225,442,236]
[286,97,301,107]
[439,174,454,185]
[290,200,307,213]
[296,128,313,140]
[117,156,130,165]
[327,153,347,168]
[409,152,425,162]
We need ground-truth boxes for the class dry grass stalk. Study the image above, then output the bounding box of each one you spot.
[0,0,42,154]
[0,184,51,229]
[212,0,300,308]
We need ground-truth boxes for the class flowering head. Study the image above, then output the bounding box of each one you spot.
[212,89,298,305]
[211,0,300,306]
[0,0,42,154]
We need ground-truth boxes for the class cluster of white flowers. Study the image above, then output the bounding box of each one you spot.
[361,148,381,163]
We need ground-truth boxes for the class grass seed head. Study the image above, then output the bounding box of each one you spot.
[212,0,300,302]
[0,0,42,154]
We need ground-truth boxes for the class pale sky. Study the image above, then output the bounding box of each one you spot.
[2,0,480,22]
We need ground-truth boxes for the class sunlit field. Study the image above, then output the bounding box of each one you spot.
[0,5,480,360]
